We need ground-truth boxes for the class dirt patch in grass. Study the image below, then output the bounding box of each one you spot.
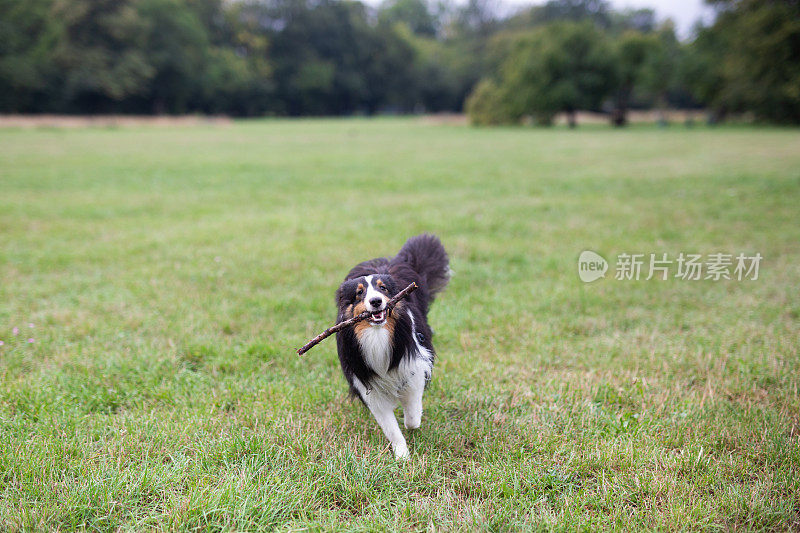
[0,114,232,128]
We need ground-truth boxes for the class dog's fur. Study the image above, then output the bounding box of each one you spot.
[335,234,450,458]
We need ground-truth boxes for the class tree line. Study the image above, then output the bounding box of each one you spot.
[467,0,800,126]
[0,0,798,124]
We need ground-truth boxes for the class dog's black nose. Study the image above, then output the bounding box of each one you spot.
[369,297,382,308]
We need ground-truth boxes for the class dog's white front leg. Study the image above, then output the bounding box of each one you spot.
[369,399,409,459]
[400,369,426,430]
[353,378,409,459]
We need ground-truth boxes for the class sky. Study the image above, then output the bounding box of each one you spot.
[363,0,718,40]
[604,0,715,38]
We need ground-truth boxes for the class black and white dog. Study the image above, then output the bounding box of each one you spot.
[335,234,450,458]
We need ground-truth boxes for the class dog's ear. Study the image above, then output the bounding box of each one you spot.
[335,282,347,308]
[336,279,358,308]
[382,275,399,295]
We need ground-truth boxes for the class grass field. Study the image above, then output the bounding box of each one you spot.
[1,118,799,530]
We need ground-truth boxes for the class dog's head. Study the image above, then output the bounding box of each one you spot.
[336,274,400,327]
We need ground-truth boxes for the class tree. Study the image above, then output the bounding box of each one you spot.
[611,31,650,125]
[680,24,727,121]
[450,0,500,37]
[465,78,513,124]
[265,0,419,115]
[0,0,61,112]
[528,0,611,29]
[611,25,678,126]
[477,21,617,126]
[8,0,796,122]
[636,25,679,124]
[208,1,274,116]
[391,25,463,112]
[611,8,656,33]
[378,0,438,37]
[686,0,800,123]
[138,0,209,113]
[52,0,155,112]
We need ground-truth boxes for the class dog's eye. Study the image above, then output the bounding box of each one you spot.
[380,285,389,293]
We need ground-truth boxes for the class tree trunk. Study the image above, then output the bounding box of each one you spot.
[612,89,630,127]
[611,108,627,127]
[153,96,166,115]
[567,109,577,128]
[656,94,668,128]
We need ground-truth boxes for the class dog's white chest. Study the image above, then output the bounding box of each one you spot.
[357,325,392,374]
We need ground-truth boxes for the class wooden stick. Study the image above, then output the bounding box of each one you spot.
[297,282,418,356]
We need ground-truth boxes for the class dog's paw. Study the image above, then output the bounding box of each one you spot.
[404,417,421,430]
[393,442,410,460]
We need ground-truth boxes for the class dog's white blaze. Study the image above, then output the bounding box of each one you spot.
[363,274,387,312]
[357,324,391,374]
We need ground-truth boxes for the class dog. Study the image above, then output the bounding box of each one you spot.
[335,234,450,458]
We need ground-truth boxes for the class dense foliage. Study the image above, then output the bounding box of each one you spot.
[684,0,800,124]
[468,22,618,126]
[469,0,800,125]
[0,0,798,122]
[0,0,464,115]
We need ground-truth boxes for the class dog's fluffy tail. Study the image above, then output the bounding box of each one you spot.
[395,234,450,298]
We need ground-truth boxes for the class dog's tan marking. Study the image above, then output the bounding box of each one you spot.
[352,299,397,344]
[352,301,366,315]
[354,321,369,337]
[352,300,369,337]
[384,313,397,339]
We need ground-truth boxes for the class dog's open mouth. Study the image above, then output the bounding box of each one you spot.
[367,310,386,325]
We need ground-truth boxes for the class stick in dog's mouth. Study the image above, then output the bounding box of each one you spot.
[368,310,386,324]
[296,282,417,356]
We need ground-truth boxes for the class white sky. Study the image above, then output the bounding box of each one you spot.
[496,0,716,38]
[365,0,717,40]
[604,0,715,37]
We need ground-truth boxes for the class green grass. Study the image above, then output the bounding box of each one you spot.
[1,118,799,531]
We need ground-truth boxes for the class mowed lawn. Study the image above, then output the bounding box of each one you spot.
[0,119,798,531]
